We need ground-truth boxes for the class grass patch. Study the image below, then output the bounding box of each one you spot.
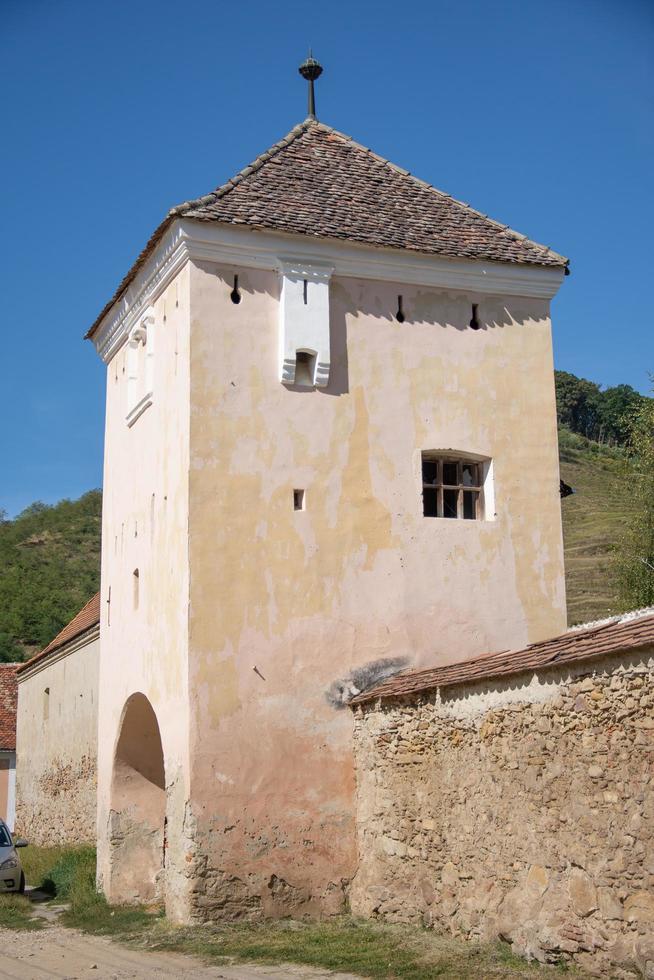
[16,846,579,977]
[20,842,96,897]
[559,428,636,625]
[131,918,568,979]
[62,888,157,937]
[18,842,152,936]
[0,894,44,931]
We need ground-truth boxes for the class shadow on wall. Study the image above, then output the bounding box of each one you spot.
[200,262,548,402]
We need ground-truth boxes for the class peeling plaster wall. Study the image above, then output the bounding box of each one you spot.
[351,649,654,977]
[16,636,98,844]
[184,259,567,918]
[96,265,192,920]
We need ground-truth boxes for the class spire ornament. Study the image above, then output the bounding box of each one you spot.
[298,52,323,120]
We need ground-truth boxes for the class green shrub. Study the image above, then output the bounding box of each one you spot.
[40,845,96,900]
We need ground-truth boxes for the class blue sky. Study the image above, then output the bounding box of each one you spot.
[1,0,652,516]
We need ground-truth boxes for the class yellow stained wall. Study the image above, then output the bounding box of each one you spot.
[96,265,192,917]
[185,260,566,917]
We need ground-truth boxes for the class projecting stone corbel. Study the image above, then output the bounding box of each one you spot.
[278,259,333,387]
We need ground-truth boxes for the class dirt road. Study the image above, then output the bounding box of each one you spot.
[0,923,361,980]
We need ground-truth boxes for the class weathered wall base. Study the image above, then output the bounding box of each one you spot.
[179,803,351,922]
[352,650,654,978]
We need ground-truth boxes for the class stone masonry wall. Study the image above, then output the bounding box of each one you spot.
[351,649,654,978]
[16,754,97,845]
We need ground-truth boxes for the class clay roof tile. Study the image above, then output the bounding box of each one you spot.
[350,611,654,706]
[16,593,100,677]
[86,118,567,340]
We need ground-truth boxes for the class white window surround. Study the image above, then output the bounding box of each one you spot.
[278,259,333,387]
[416,450,496,522]
[91,220,566,365]
[126,311,155,426]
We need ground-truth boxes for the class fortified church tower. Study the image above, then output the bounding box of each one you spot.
[87,59,568,922]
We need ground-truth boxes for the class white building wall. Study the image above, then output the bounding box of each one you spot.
[0,752,16,830]
[15,631,99,843]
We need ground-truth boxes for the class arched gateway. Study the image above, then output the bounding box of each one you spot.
[106,693,166,904]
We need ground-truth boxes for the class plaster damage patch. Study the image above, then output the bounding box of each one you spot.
[326,656,410,709]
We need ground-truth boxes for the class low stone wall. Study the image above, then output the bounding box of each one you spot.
[351,648,654,977]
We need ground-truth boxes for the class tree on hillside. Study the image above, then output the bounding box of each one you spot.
[598,384,644,444]
[555,371,602,439]
[615,391,654,609]
[555,371,646,446]
[0,490,102,662]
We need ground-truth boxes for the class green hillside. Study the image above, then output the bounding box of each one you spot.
[0,491,101,662]
[559,429,634,625]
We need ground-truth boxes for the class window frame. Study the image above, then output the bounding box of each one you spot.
[421,454,485,520]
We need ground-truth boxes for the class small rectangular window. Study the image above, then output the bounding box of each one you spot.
[294,351,316,386]
[293,489,305,511]
[421,455,485,520]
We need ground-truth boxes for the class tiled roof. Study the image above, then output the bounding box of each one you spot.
[0,664,18,751]
[86,118,567,340]
[350,610,654,706]
[16,593,100,677]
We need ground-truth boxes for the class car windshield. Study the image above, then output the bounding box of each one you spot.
[0,825,11,847]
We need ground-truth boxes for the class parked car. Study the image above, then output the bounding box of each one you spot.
[0,819,27,893]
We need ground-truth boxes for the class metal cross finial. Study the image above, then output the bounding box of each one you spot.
[298,52,323,120]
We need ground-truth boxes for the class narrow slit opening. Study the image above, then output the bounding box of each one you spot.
[303,279,308,305]
[230,275,241,305]
[396,295,405,323]
[469,303,480,330]
[293,489,305,511]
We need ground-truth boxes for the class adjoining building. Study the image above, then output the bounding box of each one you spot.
[15,593,100,845]
[84,59,570,922]
[0,664,18,830]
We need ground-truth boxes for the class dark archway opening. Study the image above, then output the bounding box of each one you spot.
[107,693,165,904]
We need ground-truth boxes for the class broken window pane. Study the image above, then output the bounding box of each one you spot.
[462,463,478,487]
[443,488,458,518]
[443,462,458,486]
[463,490,478,519]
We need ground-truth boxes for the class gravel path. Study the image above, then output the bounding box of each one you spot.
[0,922,361,980]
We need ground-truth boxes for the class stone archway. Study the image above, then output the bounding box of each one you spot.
[107,693,166,905]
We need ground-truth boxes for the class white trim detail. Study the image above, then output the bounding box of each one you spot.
[278,259,333,387]
[90,220,566,364]
[125,310,154,424]
[1,752,16,831]
[126,392,154,427]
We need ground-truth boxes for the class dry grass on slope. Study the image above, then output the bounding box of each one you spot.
[559,430,635,625]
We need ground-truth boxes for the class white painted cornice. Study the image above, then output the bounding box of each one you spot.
[91,219,565,363]
[92,223,190,363]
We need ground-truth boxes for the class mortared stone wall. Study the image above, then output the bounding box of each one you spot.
[351,647,654,978]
